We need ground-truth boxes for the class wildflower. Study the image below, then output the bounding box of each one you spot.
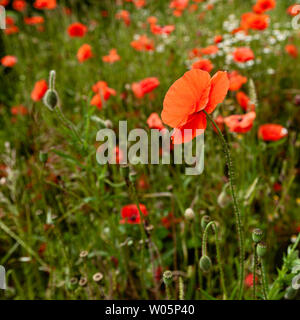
[77,44,93,63]
[253,0,276,14]
[213,115,225,132]
[91,81,116,110]
[131,35,154,52]
[192,59,214,72]
[236,91,255,111]
[33,0,57,9]
[285,44,298,58]
[93,273,103,282]
[131,77,160,99]
[0,0,9,6]
[115,10,130,26]
[241,12,269,31]
[161,69,229,144]
[120,204,148,224]
[147,113,165,130]
[233,47,255,63]
[170,0,189,11]
[11,105,28,115]
[228,71,248,91]
[258,124,288,141]
[287,4,300,16]
[31,80,48,101]
[102,49,120,64]
[24,16,45,25]
[244,273,258,288]
[147,16,158,25]
[67,23,87,37]
[224,112,256,133]
[201,45,219,56]
[214,35,223,44]
[12,0,26,11]
[1,55,17,67]
[150,24,175,36]
[4,25,19,35]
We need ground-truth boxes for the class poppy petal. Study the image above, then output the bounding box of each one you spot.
[205,71,229,114]
[162,69,211,128]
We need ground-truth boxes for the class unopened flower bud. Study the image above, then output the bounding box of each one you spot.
[184,208,195,220]
[201,215,211,230]
[256,242,267,257]
[252,228,263,243]
[43,89,59,110]
[199,255,212,273]
[163,270,173,286]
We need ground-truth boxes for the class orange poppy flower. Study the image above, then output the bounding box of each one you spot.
[102,49,120,64]
[170,0,189,10]
[67,23,87,37]
[77,44,93,63]
[253,0,276,14]
[161,69,229,144]
[0,0,9,6]
[236,91,255,111]
[224,112,256,133]
[147,112,165,130]
[147,16,158,25]
[213,115,225,133]
[150,24,175,35]
[4,25,19,35]
[233,47,255,63]
[1,55,17,67]
[258,124,288,141]
[214,35,223,44]
[188,48,202,59]
[91,81,116,110]
[287,4,300,16]
[132,77,160,99]
[115,10,131,26]
[33,0,57,9]
[285,44,298,58]
[133,0,146,8]
[12,0,26,11]
[201,45,219,55]
[192,59,214,72]
[120,204,148,225]
[24,16,45,25]
[31,80,48,101]
[11,105,28,116]
[241,12,269,31]
[228,71,247,91]
[6,16,15,25]
[131,35,154,52]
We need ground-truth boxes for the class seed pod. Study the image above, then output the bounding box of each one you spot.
[199,255,212,273]
[252,228,263,243]
[163,270,173,286]
[201,215,211,230]
[256,242,267,257]
[43,89,59,110]
[184,208,195,220]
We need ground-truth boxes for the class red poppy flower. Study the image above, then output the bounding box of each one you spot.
[131,35,154,52]
[236,91,255,111]
[287,4,300,16]
[273,182,282,192]
[67,23,87,37]
[150,24,175,35]
[33,0,57,9]
[161,69,229,144]
[253,0,276,14]
[233,47,255,63]
[24,16,45,25]
[1,55,17,67]
[258,124,288,141]
[170,0,189,10]
[6,16,15,25]
[214,35,223,44]
[0,0,9,6]
[285,44,298,58]
[213,115,225,133]
[241,12,269,31]
[147,112,165,130]
[131,77,160,99]
[192,59,214,72]
[224,112,256,133]
[12,0,26,11]
[201,45,219,55]
[77,44,93,63]
[4,25,19,35]
[245,273,258,288]
[120,204,148,224]
[115,10,130,26]
[31,80,48,101]
[11,105,28,115]
[91,82,116,110]
[147,16,158,25]
[102,49,120,64]
[228,71,248,91]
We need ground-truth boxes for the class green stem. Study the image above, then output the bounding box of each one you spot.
[253,244,257,300]
[204,110,245,299]
[261,258,268,300]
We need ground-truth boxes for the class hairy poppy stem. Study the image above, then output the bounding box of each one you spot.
[253,243,257,299]
[203,110,245,299]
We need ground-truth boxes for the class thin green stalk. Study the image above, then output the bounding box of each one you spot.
[204,110,245,299]
[261,258,268,300]
[253,244,257,299]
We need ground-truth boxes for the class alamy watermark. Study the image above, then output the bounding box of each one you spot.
[0,5,6,30]
[0,265,5,290]
[96,121,205,175]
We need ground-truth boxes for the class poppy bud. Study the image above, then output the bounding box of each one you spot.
[284,286,297,300]
[43,89,59,110]
[252,228,263,243]
[184,208,195,220]
[199,255,212,272]
[257,242,267,257]
[39,151,48,163]
[201,215,211,230]
[163,270,173,286]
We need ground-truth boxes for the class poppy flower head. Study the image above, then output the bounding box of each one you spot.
[33,0,57,9]
[91,81,116,109]
[192,59,214,72]
[201,45,219,56]
[115,10,131,26]
[241,12,269,31]
[147,16,158,25]
[214,35,223,44]
[132,77,160,99]
[236,91,255,111]
[77,44,93,63]
[102,49,120,64]
[287,4,300,16]
[131,35,155,52]
[1,55,17,67]
[245,273,258,288]
[24,16,45,25]
[224,111,256,133]
[31,80,48,101]
[11,105,28,116]
[233,47,255,63]
[162,69,229,144]
[12,0,26,11]
[228,71,248,91]
[67,22,88,37]
[253,0,276,14]
[120,204,148,224]
[285,44,298,58]
[147,112,165,130]
[258,124,288,141]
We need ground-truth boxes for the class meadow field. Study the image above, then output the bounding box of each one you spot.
[0,0,300,300]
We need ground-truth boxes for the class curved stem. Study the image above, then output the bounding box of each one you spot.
[204,110,245,299]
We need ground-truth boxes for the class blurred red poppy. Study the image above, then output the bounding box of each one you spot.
[224,112,256,133]
[132,77,160,99]
[11,105,28,115]
[77,44,93,63]
[31,80,48,101]
[236,91,255,111]
[241,12,269,30]
[253,0,276,14]
[233,47,255,63]
[24,16,45,25]
[102,49,120,64]
[131,35,154,51]
[115,10,131,26]
[12,0,26,11]
[33,0,57,9]
[1,55,17,67]
[285,44,298,58]
[147,112,165,130]
[192,59,214,72]
[67,23,87,37]
[258,124,288,141]
[245,273,258,288]
[228,71,248,91]
[120,204,148,224]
